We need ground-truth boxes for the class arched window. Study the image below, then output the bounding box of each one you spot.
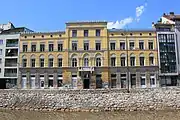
[39,55,45,67]
[96,54,101,67]
[48,55,54,67]
[57,54,63,67]
[30,55,36,67]
[22,55,27,67]
[130,53,135,66]
[149,53,154,66]
[139,53,144,66]
[84,54,89,67]
[71,55,77,67]
[111,54,116,66]
[120,53,126,66]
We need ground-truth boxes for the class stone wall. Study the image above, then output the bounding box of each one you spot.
[0,88,180,112]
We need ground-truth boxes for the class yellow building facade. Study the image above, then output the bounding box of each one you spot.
[18,21,159,89]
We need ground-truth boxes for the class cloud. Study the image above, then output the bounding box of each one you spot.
[135,3,147,22]
[107,17,133,29]
[107,2,147,29]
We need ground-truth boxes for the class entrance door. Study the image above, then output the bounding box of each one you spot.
[22,76,27,89]
[83,73,90,89]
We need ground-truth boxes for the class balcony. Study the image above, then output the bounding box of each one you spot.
[4,68,17,77]
[4,73,17,77]
[6,39,18,47]
[5,49,18,57]
[78,67,94,72]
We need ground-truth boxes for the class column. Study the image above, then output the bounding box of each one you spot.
[26,71,30,89]
[116,72,121,88]
[128,72,131,90]
[156,72,160,87]
[136,72,140,88]
[53,72,58,88]
[77,71,83,89]
[90,72,96,89]
[44,72,48,89]
[35,72,40,89]
[17,71,22,89]
[146,72,150,88]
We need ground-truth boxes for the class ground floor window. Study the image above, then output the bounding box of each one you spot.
[30,75,36,89]
[121,74,126,88]
[96,74,102,88]
[21,75,27,89]
[40,74,44,88]
[111,74,116,88]
[140,74,146,88]
[48,75,53,87]
[72,74,77,89]
[130,74,136,88]
[57,74,63,87]
[150,74,156,87]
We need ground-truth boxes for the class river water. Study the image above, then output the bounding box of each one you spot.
[1,109,180,120]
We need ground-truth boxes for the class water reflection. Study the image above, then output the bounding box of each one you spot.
[0,109,180,120]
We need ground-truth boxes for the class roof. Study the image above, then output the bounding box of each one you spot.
[0,27,34,34]
[66,21,107,24]
[22,31,65,35]
[163,13,180,21]
[108,28,156,32]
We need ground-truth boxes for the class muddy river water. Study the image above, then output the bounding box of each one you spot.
[1,109,180,120]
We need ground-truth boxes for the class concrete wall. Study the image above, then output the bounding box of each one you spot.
[1,88,180,112]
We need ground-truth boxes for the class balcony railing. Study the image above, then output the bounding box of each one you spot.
[78,67,94,72]
[4,73,17,77]
[6,43,18,47]
[5,63,17,67]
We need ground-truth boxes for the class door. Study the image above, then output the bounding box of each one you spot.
[83,73,90,89]
[31,76,36,89]
[22,76,27,89]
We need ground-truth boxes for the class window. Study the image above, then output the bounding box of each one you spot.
[0,40,3,45]
[140,33,142,36]
[110,42,116,50]
[42,35,44,38]
[48,58,53,67]
[130,33,133,36]
[130,74,136,88]
[23,45,28,52]
[149,57,154,65]
[72,58,77,67]
[84,42,89,50]
[22,59,27,67]
[121,74,126,88]
[0,58,2,64]
[149,33,152,36]
[0,69,1,73]
[84,58,89,66]
[50,35,53,37]
[96,29,101,36]
[111,57,116,66]
[58,43,63,51]
[40,58,44,67]
[140,57,144,66]
[120,42,125,50]
[31,59,36,67]
[49,43,54,52]
[96,74,102,88]
[96,42,101,50]
[140,75,146,87]
[130,57,135,66]
[31,44,36,52]
[57,74,63,87]
[72,30,77,37]
[96,58,101,67]
[72,42,77,51]
[33,36,35,38]
[111,74,117,88]
[58,58,62,67]
[84,30,88,37]
[40,44,45,52]
[121,57,126,66]
[48,75,53,87]
[139,41,144,50]
[24,36,27,38]
[148,41,153,50]
[0,49,2,55]
[150,74,155,87]
[129,42,134,50]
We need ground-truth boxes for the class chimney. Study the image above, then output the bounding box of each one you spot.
[170,12,174,15]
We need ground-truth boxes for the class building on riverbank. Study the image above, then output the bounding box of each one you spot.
[0,23,33,89]
[18,21,159,89]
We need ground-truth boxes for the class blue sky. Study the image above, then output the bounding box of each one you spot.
[0,0,180,31]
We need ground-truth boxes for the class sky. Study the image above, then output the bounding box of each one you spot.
[0,0,180,31]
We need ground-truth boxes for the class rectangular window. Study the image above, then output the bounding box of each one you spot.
[72,30,77,37]
[111,74,117,88]
[72,58,77,67]
[121,74,126,88]
[57,74,63,87]
[121,57,126,66]
[129,42,134,50]
[40,44,45,52]
[48,75,53,87]
[111,57,116,66]
[58,58,62,67]
[110,43,116,50]
[84,42,89,50]
[0,68,1,73]
[130,57,135,66]
[84,30,88,37]
[96,29,101,37]
[96,58,101,67]
[58,43,63,51]
[0,58,2,64]
[31,44,36,52]
[148,41,153,50]
[31,59,36,67]
[23,45,28,52]
[49,43,54,52]
[49,58,53,67]
[72,42,77,51]
[40,58,44,67]
[120,42,125,50]
[149,57,154,65]
[96,42,101,50]
[130,74,136,88]
[140,75,146,87]
[0,40,3,45]
[0,49,2,55]
[140,57,144,66]
[139,41,144,50]
[22,59,27,67]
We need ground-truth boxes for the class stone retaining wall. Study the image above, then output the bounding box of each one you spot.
[0,88,180,112]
